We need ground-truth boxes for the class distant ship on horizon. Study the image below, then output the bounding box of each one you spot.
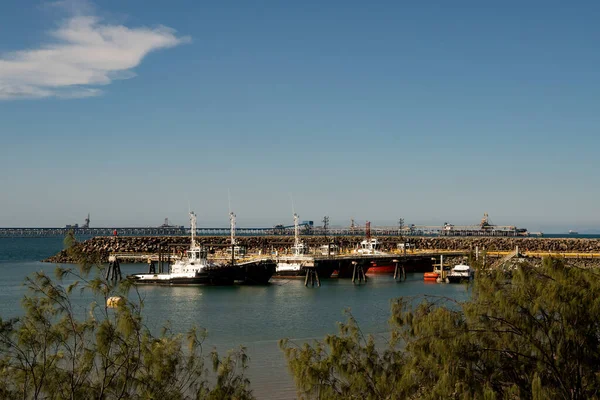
[569,230,579,235]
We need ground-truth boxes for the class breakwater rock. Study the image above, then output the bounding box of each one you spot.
[43,235,600,264]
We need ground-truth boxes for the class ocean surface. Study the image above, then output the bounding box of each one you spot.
[0,237,473,399]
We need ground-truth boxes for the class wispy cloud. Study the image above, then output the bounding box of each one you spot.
[0,12,190,100]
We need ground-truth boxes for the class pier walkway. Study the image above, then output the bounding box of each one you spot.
[108,248,600,262]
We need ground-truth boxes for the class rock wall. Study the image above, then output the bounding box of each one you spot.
[43,235,600,264]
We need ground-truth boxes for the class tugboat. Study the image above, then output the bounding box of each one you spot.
[127,212,235,285]
[274,213,314,277]
[356,222,394,275]
[274,212,335,278]
[227,211,276,285]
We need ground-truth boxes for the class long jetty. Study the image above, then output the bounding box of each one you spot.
[0,225,527,238]
[44,235,600,263]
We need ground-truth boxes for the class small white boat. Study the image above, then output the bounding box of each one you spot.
[447,264,474,283]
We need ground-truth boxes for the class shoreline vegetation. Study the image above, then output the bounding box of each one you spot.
[280,257,600,399]
[1,234,599,399]
[44,235,600,264]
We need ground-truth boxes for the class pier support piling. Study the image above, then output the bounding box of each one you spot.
[106,257,122,282]
[393,259,406,282]
[351,261,367,284]
[158,245,164,274]
[304,267,320,287]
[148,260,156,274]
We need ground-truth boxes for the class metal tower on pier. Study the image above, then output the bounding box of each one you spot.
[322,216,329,239]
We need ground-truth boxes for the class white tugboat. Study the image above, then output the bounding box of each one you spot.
[447,264,474,283]
[227,211,276,285]
[127,212,235,285]
[354,222,394,274]
[274,213,314,277]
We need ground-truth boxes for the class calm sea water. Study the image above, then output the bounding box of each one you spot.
[0,237,473,399]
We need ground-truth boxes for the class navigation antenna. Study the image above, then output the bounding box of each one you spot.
[190,211,197,248]
[228,189,236,246]
[289,193,300,247]
[294,212,300,247]
[230,211,236,246]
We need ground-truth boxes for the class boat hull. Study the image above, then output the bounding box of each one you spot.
[333,260,371,279]
[366,262,396,275]
[128,266,236,285]
[273,264,336,279]
[235,260,276,285]
[447,275,472,284]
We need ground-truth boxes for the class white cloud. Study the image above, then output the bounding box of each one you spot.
[0,15,190,100]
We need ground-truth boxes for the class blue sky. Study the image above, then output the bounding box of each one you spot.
[0,0,599,232]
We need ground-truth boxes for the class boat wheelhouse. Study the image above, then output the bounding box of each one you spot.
[357,238,386,255]
[320,244,339,256]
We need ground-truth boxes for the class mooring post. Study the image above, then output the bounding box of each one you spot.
[362,262,367,282]
[305,268,310,287]
[158,245,162,274]
[116,259,122,280]
[148,259,156,274]
[351,261,357,283]
[106,256,122,282]
[112,259,122,281]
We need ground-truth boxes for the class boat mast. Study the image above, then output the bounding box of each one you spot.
[190,211,197,248]
[230,212,236,246]
[294,213,300,247]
